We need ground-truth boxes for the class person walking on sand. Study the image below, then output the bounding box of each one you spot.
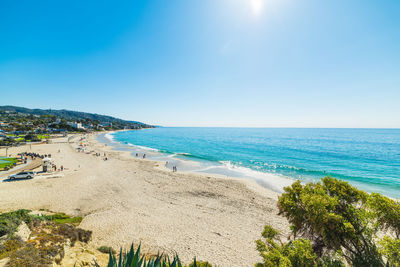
[143,154,146,159]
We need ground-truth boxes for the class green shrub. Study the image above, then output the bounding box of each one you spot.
[0,209,90,265]
[267,177,400,266]
[42,212,83,225]
[8,245,52,266]
[0,209,31,237]
[188,260,213,267]
[0,237,24,259]
[255,225,337,267]
[378,236,400,266]
[56,224,92,245]
[107,244,211,267]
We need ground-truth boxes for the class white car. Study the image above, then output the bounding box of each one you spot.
[8,171,35,180]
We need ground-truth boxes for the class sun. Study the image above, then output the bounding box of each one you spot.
[250,0,264,16]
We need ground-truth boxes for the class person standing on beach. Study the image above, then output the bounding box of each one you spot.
[143,154,146,159]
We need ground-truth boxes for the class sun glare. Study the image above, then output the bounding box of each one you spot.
[250,0,264,16]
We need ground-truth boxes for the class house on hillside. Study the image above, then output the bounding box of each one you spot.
[68,122,85,130]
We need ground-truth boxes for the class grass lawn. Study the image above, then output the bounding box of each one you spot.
[6,134,25,138]
[0,157,18,169]
[5,134,49,143]
[37,134,50,139]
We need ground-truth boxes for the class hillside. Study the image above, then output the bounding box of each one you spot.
[0,106,153,129]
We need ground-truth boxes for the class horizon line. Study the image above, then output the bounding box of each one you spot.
[151,126,400,129]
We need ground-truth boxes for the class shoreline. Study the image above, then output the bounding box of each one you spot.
[101,130,294,195]
[0,132,290,266]
[103,128,400,200]
[98,130,285,200]
[99,131,285,202]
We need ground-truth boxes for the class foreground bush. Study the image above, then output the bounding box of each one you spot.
[256,177,400,266]
[0,209,31,237]
[0,209,91,266]
[107,244,213,267]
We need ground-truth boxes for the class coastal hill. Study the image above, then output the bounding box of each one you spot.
[0,105,154,130]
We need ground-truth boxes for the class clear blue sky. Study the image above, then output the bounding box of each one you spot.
[1,0,399,127]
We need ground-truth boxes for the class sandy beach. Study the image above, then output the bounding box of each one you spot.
[0,133,290,266]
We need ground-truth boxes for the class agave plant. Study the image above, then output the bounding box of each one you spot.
[107,243,198,267]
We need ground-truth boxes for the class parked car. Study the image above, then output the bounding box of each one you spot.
[8,171,35,180]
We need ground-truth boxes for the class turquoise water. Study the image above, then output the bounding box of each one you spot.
[103,128,400,198]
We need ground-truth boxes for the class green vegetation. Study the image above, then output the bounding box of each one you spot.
[0,157,18,169]
[188,260,213,267]
[255,225,343,267]
[0,106,154,146]
[36,134,50,139]
[256,177,400,266]
[0,209,91,266]
[40,212,83,225]
[0,209,32,238]
[0,105,153,133]
[107,244,212,267]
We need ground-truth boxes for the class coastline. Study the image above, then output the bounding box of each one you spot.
[102,130,295,194]
[100,130,284,199]
[106,128,400,199]
[0,132,290,266]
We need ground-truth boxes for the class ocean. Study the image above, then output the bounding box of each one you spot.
[99,128,400,198]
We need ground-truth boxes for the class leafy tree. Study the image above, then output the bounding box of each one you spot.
[255,225,345,267]
[255,225,319,267]
[378,236,400,266]
[24,133,39,142]
[273,177,400,266]
[368,193,400,238]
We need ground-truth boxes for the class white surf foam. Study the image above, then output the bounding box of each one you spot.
[225,161,293,192]
[98,135,294,193]
[131,144,159,152]
[104,133,115,142]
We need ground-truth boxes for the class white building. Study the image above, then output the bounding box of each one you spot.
[68,122,85,129]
